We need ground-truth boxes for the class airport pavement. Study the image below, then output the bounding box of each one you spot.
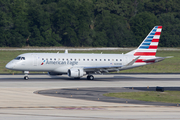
[0,74,180,120]
[36,87,180,107]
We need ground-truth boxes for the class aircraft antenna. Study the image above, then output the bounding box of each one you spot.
[65,49,68,54]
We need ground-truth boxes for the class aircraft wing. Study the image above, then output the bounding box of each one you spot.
[83,56,140,73]
[83,65,123,73]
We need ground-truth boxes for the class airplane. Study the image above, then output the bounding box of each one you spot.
[5,26,169,80]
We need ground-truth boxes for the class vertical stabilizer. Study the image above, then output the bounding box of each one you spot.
[126,26,162,57]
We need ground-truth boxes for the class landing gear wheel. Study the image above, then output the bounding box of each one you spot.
[87,75,94,80]
[24,76,29,80]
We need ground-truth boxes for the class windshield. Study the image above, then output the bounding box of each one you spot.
[14,56,25,60]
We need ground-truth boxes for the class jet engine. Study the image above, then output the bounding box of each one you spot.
[68,68,85,78]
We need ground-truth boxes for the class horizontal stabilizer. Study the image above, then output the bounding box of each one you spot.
[143,56,173,63]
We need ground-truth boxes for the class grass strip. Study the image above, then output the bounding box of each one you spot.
[104,91,180,104]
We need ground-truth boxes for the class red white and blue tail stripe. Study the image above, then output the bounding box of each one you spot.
[134,26,162,56]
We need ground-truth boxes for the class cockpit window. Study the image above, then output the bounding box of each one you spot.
[14,57,21,60]
[14,56,25,60]
[21,57,25,60]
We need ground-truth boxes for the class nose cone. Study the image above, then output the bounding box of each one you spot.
[5,62,14,70]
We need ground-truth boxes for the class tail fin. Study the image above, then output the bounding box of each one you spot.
[126,26,162,56]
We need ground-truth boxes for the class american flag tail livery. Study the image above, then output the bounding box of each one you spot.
[134,26,162,56]
[127,26,162,56]
[125,26,170,67]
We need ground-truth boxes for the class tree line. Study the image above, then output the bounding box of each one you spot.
[0,0,180,47]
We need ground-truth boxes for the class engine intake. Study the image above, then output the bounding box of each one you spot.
[68,68,84,78]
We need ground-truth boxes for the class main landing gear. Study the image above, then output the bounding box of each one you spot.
[87,75,94,80]
[24,71,29,80]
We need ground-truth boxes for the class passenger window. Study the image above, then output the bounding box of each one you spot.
[104,59,106,61]
[70,59,72,61]
[50,58,52,60]
[54,58,56,61]
[87,59,89,61]
[74,59,76,61]
[108,59,110,61]
[91,59,93,61]
[62,59,64,61]
[42,58,44,60]
[116,59,118,61]
[100,59,101,61]
[120,59,122,61]
[58,58,60,61]
[66,59,68,61]
[79,59,80,61]
[95,59,97,61]
[112,59,114,61]
[46,58,48,60]
[83,59,85,61]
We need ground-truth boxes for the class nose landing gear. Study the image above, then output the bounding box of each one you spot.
[24,76,29,80]
[24,71,29,80]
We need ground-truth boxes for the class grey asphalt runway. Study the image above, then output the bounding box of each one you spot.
[36,87,180,107]
[0,74,180,120]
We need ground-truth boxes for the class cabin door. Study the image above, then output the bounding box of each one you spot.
[33,55,38,66]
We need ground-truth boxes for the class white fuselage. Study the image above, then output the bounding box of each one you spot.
[6,53,141,73]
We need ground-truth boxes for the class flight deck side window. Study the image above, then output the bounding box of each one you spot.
[14,57,21,60]
[15,57,25,60]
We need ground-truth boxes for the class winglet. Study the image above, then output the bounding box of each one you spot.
[125,56,140,66]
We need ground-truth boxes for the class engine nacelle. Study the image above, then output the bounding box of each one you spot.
[48,72,62,76]
[68,68,84,78]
